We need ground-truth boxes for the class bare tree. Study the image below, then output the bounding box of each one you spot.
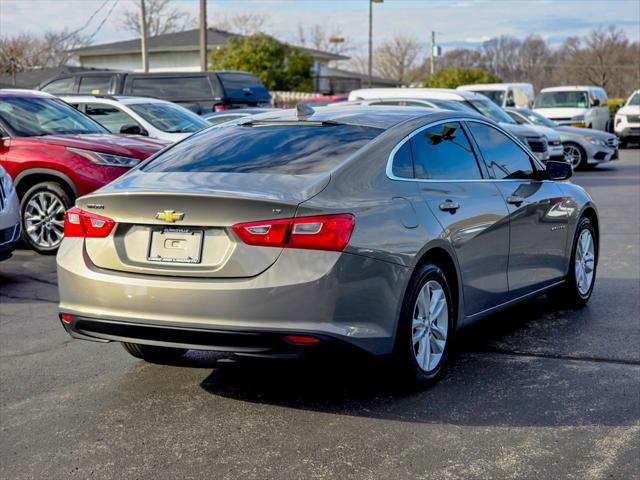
[213,12,268,36]
[296,24,351,55]
[373,34,424,84]
[40,29,90,66]
[121,0,196,37]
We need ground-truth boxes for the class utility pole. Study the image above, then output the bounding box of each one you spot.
[430,30,435,76]
[139,0,149,72]
[199,0,207,71]
[368,0,383,88]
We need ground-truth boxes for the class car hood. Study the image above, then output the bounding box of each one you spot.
[499,122,543,139]
[555,126,615,140]
[26,134,168,159]
[534,107,586,119]
[617,105,640,116]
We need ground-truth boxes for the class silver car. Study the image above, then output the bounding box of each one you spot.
[57,107,599,386]
[505,107,618,170]
[0,165,21,261]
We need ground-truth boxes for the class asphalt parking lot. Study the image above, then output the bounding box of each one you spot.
[1,150,639,480]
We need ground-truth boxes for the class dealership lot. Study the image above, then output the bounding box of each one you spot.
[1,150,639,479]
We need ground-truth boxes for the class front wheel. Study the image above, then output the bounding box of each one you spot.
[122,342,188,362]
[550,217,597,308]
[563,142,587,170]
[394,263,454,387]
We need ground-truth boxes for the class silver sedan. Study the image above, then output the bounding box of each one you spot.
[506,107,618,170]
[57,107,599,387]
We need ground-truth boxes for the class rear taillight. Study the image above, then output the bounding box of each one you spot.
[232,214,355,252]
[64,207,115,238]
[214,104,228,112]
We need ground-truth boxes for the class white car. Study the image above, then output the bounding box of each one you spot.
[0,165,20,261]
[534,86,610,131]
[457,83,534,108]
[614,90,640,148]
[59,95,210,143]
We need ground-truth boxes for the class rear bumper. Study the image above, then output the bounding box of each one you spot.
[57,238,411,356]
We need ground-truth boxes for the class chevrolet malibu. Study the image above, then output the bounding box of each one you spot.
[57,107,599,386]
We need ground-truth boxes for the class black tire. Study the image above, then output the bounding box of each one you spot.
[619,139,627,149]
[393,263,455,388]
[549,217,598,308]
[121,342,188,362]
[563,142,587,171]
[20,181,72,254]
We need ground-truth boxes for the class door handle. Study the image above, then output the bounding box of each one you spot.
[506,195,525,206]
[439,199,460,213]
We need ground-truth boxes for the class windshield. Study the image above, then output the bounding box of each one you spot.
[144,123,383,175]
[473,90,505,106]
[0,97,107,137]
[128,103,209,133]
[519,109,558,128]
[627,92,640,106]
[535,91,589,108]
[465,98,515,124]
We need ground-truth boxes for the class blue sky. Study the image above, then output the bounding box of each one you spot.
[1,0,639,54]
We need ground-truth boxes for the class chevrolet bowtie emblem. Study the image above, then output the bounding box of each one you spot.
[156,210,184,222]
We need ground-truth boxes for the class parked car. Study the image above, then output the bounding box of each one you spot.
[0,89,167,253]
[347,88,554,161]
[534,86,610,131]
[39,71,271,114]
[505,107,618,170]
[298,95,348,107]
[59,95,209,142]
[614,90,640,148]
[0,164,20,261]
[57,106,598,387]
[202,108,275,125]
[457,83,534,108]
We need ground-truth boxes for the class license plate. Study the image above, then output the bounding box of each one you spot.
[147,228,203,264]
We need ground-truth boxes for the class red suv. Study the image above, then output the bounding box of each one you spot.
[0,90,167,253]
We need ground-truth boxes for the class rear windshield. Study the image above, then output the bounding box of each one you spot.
[216,72,269,100]
[143,123,383,175]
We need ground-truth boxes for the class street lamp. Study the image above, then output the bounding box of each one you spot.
[368,0,383,88]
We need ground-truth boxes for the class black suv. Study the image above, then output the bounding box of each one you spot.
[38,71,271,114]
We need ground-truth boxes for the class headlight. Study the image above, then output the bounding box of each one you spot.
[67,147,141,167]
[585,136,607,147]
[615,115,623,126]
[569,115,587,127]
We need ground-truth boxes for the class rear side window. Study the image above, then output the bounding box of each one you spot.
[41,77,75,94]
[130,77,213,98]
[78,76,112,94]
[216,72,268,99]
[466,122,534,179]
[144,124,382,175]
[409,122,482,180]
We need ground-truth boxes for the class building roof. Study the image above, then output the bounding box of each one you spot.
[72,28,349,62]
[0,66,112,89]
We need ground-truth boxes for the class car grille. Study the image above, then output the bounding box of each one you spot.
[0,176,6,211]
[627,114,640,123]
[526,137,549,153]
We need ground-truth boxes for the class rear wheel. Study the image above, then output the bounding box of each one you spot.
[394,263,454,387]
[550,217,597,308]
[563,142,587,170]
[20,181,72,254]
[121,342,188,362]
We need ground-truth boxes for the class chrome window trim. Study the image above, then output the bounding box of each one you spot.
[386,117,546,183]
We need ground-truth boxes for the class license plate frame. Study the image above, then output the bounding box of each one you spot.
[147,227,204,264]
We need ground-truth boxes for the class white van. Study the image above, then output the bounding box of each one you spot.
[534,86,610,131]
[457,83,534,108]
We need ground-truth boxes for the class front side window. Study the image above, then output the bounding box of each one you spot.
[0,97,107,137]
[144,124,382,175]
[535,91,589,109]
[41,77,75,94]
[78,76,112,94]
[409,122,481,180]
[467,122,534,180]
[84,103,136,133]
[129,103,208,133]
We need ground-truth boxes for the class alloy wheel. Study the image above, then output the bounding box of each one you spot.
[23,191,66,250]
[575,229,595,296]
[412,280,449,372]
[563,144,583,170]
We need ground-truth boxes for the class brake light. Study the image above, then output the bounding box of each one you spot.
[232,214,355,252]
[64,207,115,238]
[214,104,228,112]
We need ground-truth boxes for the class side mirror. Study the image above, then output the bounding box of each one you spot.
[120,124,147,136]
[546,160,572,181]
[591,98,600,107]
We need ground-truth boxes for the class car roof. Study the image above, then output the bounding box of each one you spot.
[243,105,485,130]
[458,83,533,91]
[540,86,603,92]
[348,88,486,102]
[58,95,169,105]
[0,89,55,99]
